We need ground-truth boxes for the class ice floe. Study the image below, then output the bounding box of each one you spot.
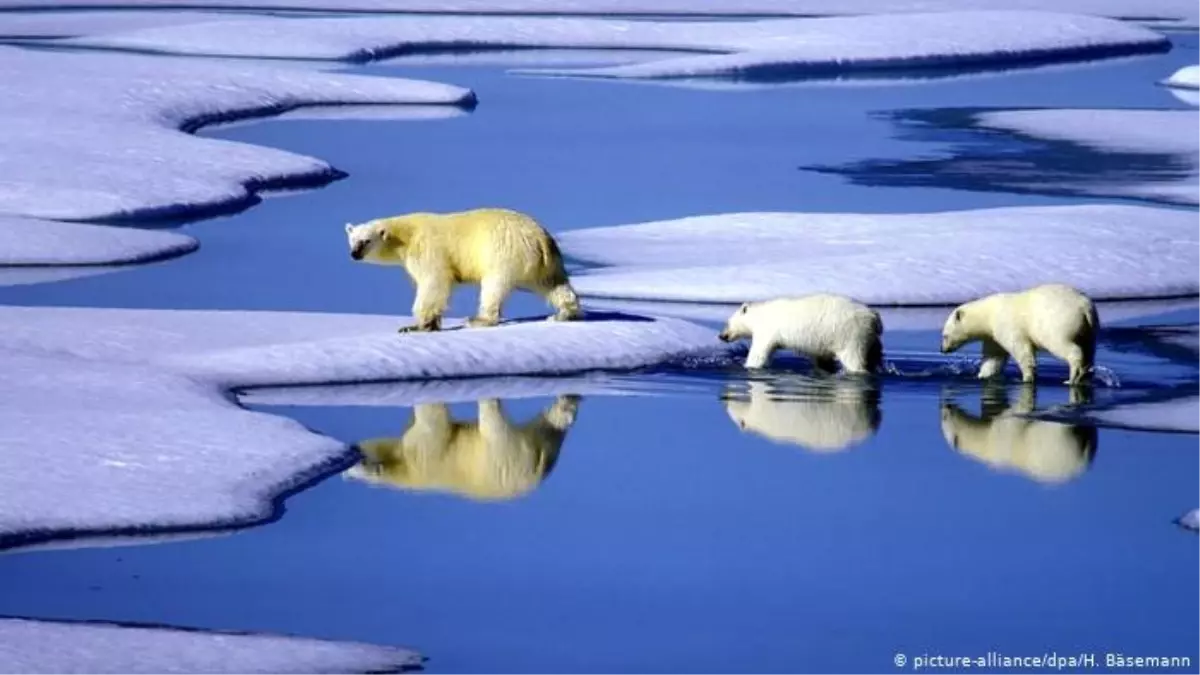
[63,11,1168,83]
[0,10,252,38]
[1161,65,1198,105]
[0,46,472,223]
[2,0,1195,26]
[0,304,723,549]
[559,205,1199,307]
[0,617,421,674]
[973,109,1200,205]
[0,216,196,266]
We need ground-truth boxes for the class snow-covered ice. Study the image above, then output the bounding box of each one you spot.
[1176,508,1199,532]
[0,304,723,549]
[0,10,252,38]
[0,617,421,674]
[0,46,472,223]
[559,205,1199,306]
[974,109,1200,205]
[64,11,1168,84]
[1163,65,1200,89]
[2,0,1195,26]
[0,216,196,266]
[1161,65,1198,105]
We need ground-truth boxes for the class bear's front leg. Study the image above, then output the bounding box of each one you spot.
[977,339,1010,380]
[744,338,777,370]
[399,274,450,333]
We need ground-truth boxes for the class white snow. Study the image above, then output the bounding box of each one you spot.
[559,205,1199,306]
[1177,508,1199,532]
[0,46,473,223]
[0,304,723,549]
[974,109,1200,205]
[1161,65,1199,104]
[1163,64,1200,89]
[1,0,1195,26]
[0,216,196,266]
[0,617,421,674]
[63,11,1168,82]
[0,10,250,38]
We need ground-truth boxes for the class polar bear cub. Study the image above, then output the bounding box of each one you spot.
[940,283,1099,385]
[345,207,583,332]
[718,294,884,373]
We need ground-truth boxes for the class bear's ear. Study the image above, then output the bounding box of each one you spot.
[344,222,354,234]
[737,302,749,314]
[953,308,963,322]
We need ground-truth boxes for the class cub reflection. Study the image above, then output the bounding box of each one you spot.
[940,384,1097,484]
[722,378,881,453]
[345,395,580,501]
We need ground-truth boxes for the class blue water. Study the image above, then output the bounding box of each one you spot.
[0,35,1197,675]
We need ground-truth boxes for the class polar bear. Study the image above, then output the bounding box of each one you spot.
[718,294,884,373]
[940,385,1097,484]
[345,208,583,332]
[940,283,1099,385]
[722,378,881,453]
[344,395,580,501]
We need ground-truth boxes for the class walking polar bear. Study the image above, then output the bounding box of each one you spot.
[940,283,1099,385]
[345,396,580,502]
[718,294,884,374]
[345,208,583,332]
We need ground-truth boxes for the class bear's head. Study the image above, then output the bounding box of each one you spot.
[718,302,755,343]
[344,221,397,262]
[940,306,971,353]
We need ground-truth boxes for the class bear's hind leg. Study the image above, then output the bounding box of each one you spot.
[543,283,583,322]
[1057,342,1091,386]
[468,277,513,328]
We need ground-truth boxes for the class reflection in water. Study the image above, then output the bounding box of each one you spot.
[345,395,580,501]
[805,108,1197,207]
[940,384,1097,485]
[722,377,881,453]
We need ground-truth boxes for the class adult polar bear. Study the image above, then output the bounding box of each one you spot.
[941,283,1099,385]
[345,208,583,332]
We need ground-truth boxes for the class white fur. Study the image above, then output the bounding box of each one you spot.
[719,294,883,373]
[941,283,1099,385]
[724,380,880,453]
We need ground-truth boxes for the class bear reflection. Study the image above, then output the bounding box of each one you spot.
[940,384,1097,484]
[722,379,881,453]
[345,395,580,501]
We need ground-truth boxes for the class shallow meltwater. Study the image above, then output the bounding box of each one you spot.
[0,337,1195,673]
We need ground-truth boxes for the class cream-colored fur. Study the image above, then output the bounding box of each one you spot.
[941,283,1099,385]
[344,396,580,501]
[940,385,1096,484]
[723,379,881,453]
[345,208,582,332]
[718,294,884,373]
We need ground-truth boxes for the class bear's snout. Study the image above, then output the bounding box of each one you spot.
[349,244,365,260]
[718,330,732,342]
